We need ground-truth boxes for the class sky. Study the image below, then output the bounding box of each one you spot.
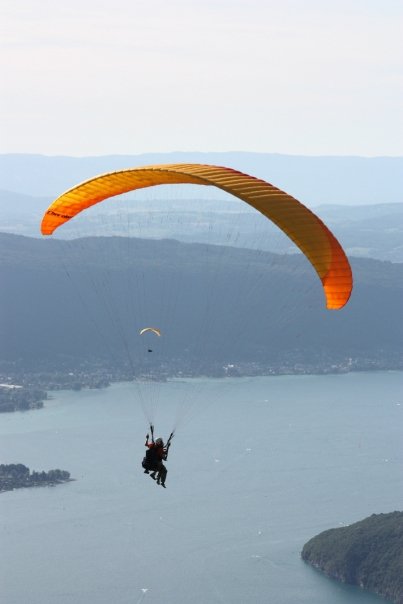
[1,0,402,157]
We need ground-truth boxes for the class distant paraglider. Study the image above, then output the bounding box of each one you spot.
[140,327,161,353]
[139,327,161,337]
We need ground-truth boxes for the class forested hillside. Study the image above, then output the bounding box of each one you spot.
[302,512,403,604]
[1,233,401,377]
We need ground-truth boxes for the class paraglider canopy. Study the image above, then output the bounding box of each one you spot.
[40,163,353,310]
[139,328,161,337]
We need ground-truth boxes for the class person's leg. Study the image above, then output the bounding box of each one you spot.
[159,464,167,487]
[149,463,159,480]
[156,462,163,483]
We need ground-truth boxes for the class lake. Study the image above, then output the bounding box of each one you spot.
[1,371,402,604]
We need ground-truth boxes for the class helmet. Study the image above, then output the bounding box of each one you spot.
[155,438,164,446]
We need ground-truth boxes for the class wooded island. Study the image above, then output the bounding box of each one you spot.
[0,464,72,492]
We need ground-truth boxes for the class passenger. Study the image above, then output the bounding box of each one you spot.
[143,434,168,488]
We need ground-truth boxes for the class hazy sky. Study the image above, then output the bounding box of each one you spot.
[1,0,402,156]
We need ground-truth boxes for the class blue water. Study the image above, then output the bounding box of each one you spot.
[1,371,402,604]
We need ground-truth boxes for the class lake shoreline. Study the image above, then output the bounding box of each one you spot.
[1,371,402,604]
[1,361,402,414]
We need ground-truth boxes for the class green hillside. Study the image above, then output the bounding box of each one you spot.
[302,512,403,603]
[0,233,402,376]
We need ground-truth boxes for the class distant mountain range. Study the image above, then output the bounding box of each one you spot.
[1,188,402,262]
[0,233,401,374]
[1,152,402,204]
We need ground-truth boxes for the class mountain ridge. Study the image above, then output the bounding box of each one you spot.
[0,233,401,376]
[1,152,402,204]
[1,189,402,262]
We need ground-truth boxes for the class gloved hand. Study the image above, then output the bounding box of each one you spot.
[146,434,149,439]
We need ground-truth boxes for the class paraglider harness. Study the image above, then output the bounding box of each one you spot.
[142,424,174,473]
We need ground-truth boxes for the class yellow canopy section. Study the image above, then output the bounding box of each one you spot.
[40,163,353,310]
[139,328,161,337]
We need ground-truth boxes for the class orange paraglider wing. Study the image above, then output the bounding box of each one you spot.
[41,163,352,309]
